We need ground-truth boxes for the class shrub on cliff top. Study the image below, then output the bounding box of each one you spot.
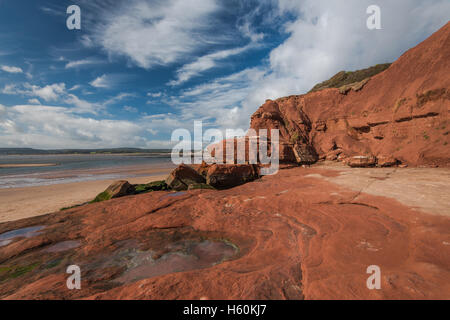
[309,63,391,93]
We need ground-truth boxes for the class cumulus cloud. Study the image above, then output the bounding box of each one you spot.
[167,67,266,129]
[64,94,102,114]
[1,65,23,73]
[264,0,450,95]
[27,98,41,105]
[1,84,19,95]
[0,105,171,149]
[26,83,66,102]
[1,82,104,114]
[2,82,67,102]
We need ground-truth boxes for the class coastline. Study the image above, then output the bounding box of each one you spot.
[0,173,170,224]
[0,163,58,168]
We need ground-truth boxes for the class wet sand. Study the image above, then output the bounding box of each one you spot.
[0,173,170,224]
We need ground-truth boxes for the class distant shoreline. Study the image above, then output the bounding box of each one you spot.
[0,152,172,157]
[0,148,173,156]
[0,163,58,168]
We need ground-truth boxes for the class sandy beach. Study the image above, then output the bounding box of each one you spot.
[0,173,170,223]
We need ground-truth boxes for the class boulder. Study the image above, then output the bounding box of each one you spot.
[92,180,135,203]
[347,155,377,168]
[206,164,259,189]
[105,180,135,198]
[166,164,206,191]
[377,156,399,167]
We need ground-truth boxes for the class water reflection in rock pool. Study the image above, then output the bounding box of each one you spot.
[0,226,45,247]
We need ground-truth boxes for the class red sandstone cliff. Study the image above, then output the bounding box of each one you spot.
[250,22,450,167]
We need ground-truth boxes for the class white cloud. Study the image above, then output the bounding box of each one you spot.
[1,84,19,95]
[90,0,221,68]
[26,83,66,102]
[167,67,266,129]
[123,105,138,113]
[168,44,256,86]
[147,92,162,98]
[2,83,67,102]
[104,92,134,106]
[40,6,65,17]
[80,35,94,48]
[0,104,171,149]
[27,98,41,105]
[263,0,450,96]
[69,85,81,91]
[1,65,23,73]
[1,82,102,114]
[90,75,110,88]
[65,58,103,69]
[64,94,101,114]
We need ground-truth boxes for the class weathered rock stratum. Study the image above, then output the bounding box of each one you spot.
[250,22,450,167]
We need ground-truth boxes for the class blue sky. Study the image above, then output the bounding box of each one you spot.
[0,0,449,149]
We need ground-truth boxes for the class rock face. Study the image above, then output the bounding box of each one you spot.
[165,164,206,191]
[206,164,259,189]
[250,22,450,168]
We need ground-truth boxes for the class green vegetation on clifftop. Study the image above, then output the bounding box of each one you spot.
[309,63,391,93]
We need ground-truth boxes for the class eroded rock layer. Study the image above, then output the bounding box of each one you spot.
[250,23,450,167]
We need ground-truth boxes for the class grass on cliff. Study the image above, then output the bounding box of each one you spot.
[91,191,112,203]
[309,63,391,93]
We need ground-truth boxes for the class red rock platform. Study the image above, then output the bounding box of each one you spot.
[0,165,449,300]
